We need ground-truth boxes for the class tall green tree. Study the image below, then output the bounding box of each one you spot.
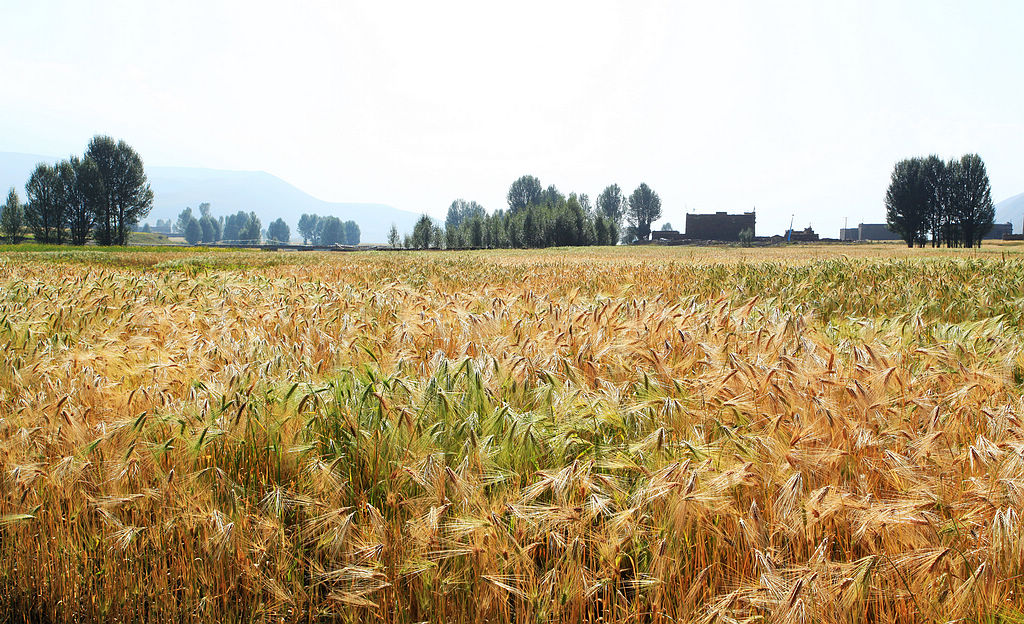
[343,220,360,245]
[887,153,994,248]
[445,199,485,229]
[885,158,931,247]
[626,183,661,242]
[24,163,65,244]
[86,136,154,245]
[1,187,24,243]
[387,223,401,247]
[266,218,290,243]
[597,184,625,225]
[920,155,949,247]
[948,154,994,248]
[198,214,220,242]
[579,193,593,214]
[61,156,105,246]
[468,216,484,247]
[223,211,261,242]
[541,185,564,206]
[242,212,262,242]
[316,216,344,245]
[444,225,460,249]
[175,207,194,233]
[594,216,608,246]
[297,214,319,244]
[506,175,543,213]
[183,217,202,244]
[411,214,434,248]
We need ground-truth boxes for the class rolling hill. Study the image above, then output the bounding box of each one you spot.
[0,152,422,243]
[996,192,1024,232]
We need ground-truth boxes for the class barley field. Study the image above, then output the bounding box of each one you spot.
[2,244,1024,623]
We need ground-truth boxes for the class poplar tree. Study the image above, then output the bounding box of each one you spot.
[1,187,24,243]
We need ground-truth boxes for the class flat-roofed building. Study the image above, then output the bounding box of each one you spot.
[684,211,755,241]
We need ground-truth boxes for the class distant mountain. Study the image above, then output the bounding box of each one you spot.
[0,152,421,243]
[0,152,50,187]
[995,192,1024,232]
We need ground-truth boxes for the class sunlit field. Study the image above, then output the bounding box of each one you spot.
[3,243,1024,623]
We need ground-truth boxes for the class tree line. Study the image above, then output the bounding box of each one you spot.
[297,214,361,246]
[1,136,153,245]
[885,154,995,248]
[395,175,662,249]
[174,204,273,244]
[172,209,361,246]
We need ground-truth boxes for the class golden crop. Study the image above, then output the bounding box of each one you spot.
[1,244,1023,623]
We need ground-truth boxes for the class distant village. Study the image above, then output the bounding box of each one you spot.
[652,211,1016,244]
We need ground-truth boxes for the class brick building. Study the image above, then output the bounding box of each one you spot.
[785,227,819,242]
[684,211,756,241]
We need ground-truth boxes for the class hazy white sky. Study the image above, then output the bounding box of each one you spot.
[2,0,1022,236]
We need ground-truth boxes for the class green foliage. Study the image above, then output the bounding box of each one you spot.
[343,220,360,245]
[1,187,24,243]
[319,216,344,245]
[24,163,65,244]
[294,214,360,245]
[62,156,104,246]
[593,215,619,245]
[950,153,995,248]
[597,184,625,225]
[198,214,220,243]
[183,216,202,244]
[541,184,564,206]
[411,214,434,248]
[12,137,148,246]
[445,199,485,229]
[223,211,261,243]
[626,183,661,242]
[387,223,401,247]
[266,218,290,243]
[424,178,631,250]
[739,227,754,246]
[86,135,154,245]
[506,174,543,213]
[176,207,194,234]
[885,158,932,247]
[298,213,317,244]
[887,154,995,249]
[469,216,484,247]
[174,206,223,243]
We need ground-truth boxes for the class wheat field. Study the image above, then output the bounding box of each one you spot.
[2,244,1024,623]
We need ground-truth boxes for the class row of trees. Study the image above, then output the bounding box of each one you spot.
[396,176,662,249]
[155,208,363,246]
[885,154,995,248]
[506,175,663,243]
[297,214,361,246]
[0,136,153,245]
[175,205,266,244]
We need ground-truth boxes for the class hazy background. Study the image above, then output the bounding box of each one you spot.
[2,0,1022,239]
